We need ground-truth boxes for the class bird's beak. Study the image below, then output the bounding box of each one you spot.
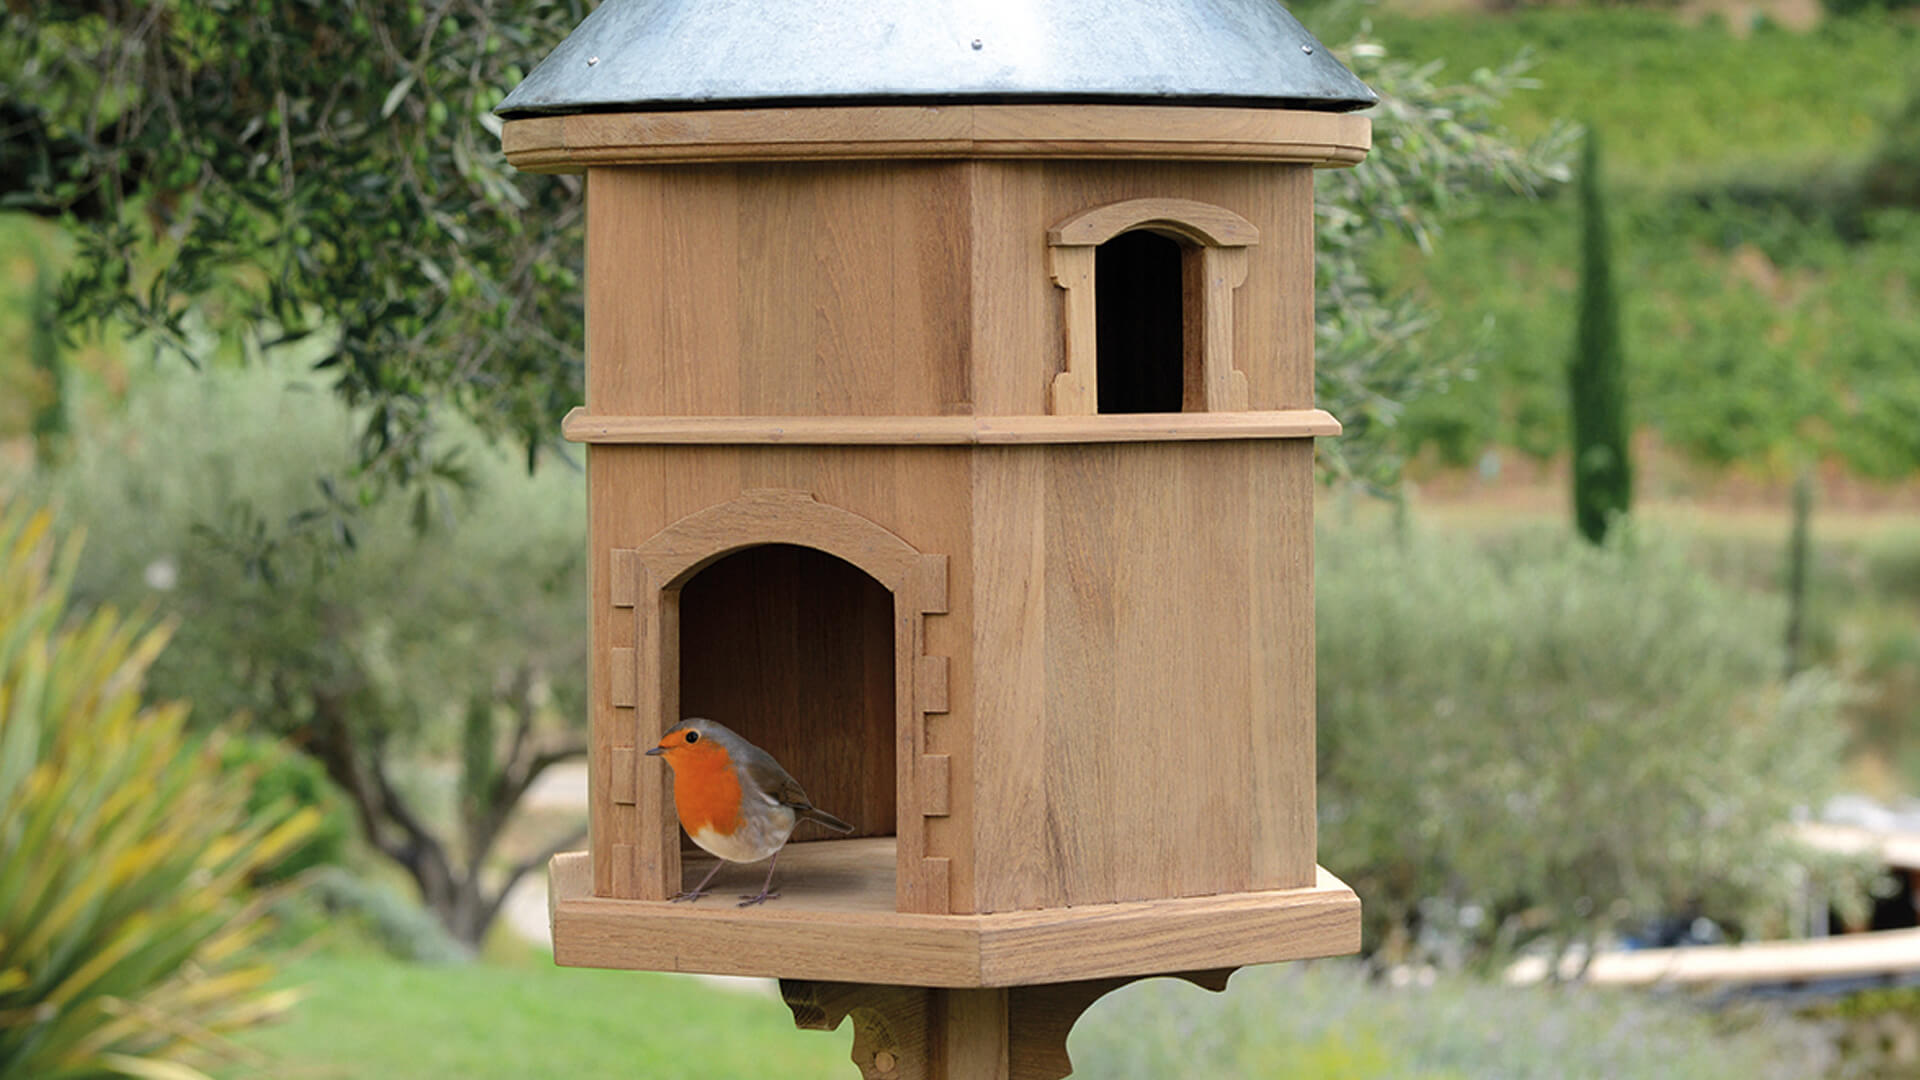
[644,746,666,756]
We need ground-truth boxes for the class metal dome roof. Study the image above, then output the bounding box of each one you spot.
[496,0,1377,118]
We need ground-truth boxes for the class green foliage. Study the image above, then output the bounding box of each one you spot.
[300,869,472,966]
[29,357,588,944]
[4,0,587,489]
[1862,78,1920,210]
[1340,7,1920,480]
[1068,963,1829,1079]
[1328,9,1916,190]
[1386,196,1920,479]
[1569,128,1632,543]
[1316,521,1852,964]
[0,505,316,1080]
[214,733,353,884]
[1316,36,1576,492]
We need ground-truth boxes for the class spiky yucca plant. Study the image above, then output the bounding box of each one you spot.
[0,505,316,1080]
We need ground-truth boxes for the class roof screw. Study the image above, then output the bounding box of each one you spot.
[971,38,984,50]
[1301,44,1314,54]
[586,55,600,66]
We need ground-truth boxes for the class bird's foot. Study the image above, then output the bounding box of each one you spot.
[670,889,708,903]
[736,890,781,907]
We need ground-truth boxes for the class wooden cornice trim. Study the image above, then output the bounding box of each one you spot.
[504,105,1371,172]
[561,408,1342,445]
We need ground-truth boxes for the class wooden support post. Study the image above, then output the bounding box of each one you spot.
[781,970,1234,1080]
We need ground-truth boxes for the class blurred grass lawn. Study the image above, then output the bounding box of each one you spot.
[225,946,850,1080]
[228,947,1827,1079]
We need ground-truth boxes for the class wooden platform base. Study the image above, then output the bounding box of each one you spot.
[548,838,1360,987]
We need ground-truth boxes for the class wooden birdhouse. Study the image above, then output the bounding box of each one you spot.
[499,0,1374,1073]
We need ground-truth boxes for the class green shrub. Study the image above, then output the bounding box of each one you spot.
[214,733,354,883]
[0,505,317,1080]
[294,869,471,965]
[1068,963,1831,1079]
[1317,522,1851,964]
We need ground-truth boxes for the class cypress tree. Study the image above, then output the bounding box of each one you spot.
[1568,127,1632,544]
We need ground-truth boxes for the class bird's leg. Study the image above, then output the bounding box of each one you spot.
[672,859,726,903]
[738,850,782,907]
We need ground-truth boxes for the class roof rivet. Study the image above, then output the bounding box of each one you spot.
[586,55,599,66]
[1301,44,1313,54]
[971,38,984,50]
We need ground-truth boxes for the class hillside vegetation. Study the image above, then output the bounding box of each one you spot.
[1303,5,1920,484]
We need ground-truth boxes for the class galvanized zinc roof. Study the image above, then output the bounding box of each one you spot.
[496,0,1377,118]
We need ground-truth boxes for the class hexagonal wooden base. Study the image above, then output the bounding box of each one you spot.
[547,838,1359,987]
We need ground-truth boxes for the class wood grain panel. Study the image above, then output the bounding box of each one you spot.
[585,169,666,414]
[1042,445,1118,906]
[1249,440,1319,888]
[737,164,817,416]
[968,162,1056,415]
[970,448,1056,911]
[661,165,742,414]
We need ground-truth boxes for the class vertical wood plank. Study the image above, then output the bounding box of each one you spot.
[737,164,816,415]
[585,169,667,414]
[893,163,974,414]
[1249,440,1317,888]
[661,165,742,414]
[971,448,1056,912]
[1043,444,1118,905]
[970,162,1056,415]
[815,163,897,414]
[1268,165,1315,409]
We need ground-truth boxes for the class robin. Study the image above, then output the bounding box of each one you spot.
[645,717,855,906]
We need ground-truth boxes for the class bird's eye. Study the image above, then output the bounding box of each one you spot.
[684,730,700,744]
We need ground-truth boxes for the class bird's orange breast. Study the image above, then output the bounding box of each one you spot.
[667,743,743,836]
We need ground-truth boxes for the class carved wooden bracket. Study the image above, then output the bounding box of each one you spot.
[1047,197,1258,416]
[782,970,1236,1080]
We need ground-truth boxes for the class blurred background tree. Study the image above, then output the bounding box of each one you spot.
[1567,127,1633,544]
[2,0,585,495]
[28,359,589,947]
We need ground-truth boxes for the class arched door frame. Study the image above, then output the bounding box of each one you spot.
[605,489,951,913]
[1047,197,1258,416]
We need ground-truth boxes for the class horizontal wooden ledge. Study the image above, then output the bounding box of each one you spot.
[504,105,1371,172]
[547,845,1361,987]
[562,408,1341,445]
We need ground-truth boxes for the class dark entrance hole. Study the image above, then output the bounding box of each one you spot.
[677,543,896,841]
[1095,229,1186,414]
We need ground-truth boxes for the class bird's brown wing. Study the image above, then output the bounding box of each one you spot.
[738,748,855,834]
